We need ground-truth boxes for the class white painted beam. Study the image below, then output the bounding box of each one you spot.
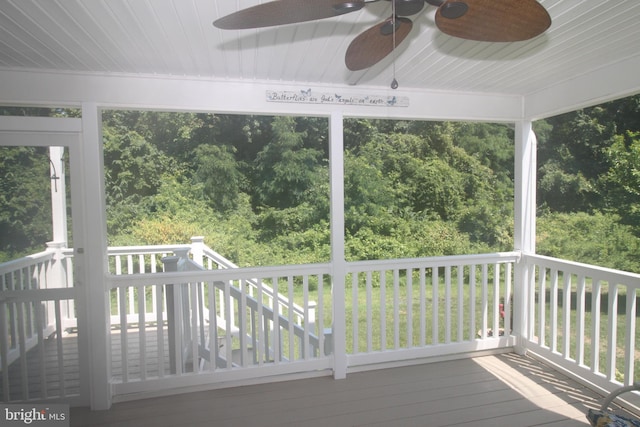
[329,111,347,380]
[80,102,112,410]
[513,121,537,355]
[0,69,523,122]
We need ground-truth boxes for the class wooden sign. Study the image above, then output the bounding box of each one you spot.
[266,89,409,107]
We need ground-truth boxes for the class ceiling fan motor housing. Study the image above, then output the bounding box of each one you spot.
[390,0,426,17]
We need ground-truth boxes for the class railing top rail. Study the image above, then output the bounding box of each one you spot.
[106,262,332,288]
[346,251,521,272]
[524,252,640,286]
[201,247,238,270]
[0,248,56,272]
[196,249,311,317]
[0,287,78,302]
[107,244,191,256]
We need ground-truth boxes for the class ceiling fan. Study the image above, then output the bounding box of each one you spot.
[213,0,551,72]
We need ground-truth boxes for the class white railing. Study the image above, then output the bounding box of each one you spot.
[163,256,322,369]
[523,253,640,406]
[107,242,196,326]
[345,252,519,367]
[106,261,332,395]
[105,239,317,358]
[6,240,640,406]
[198,243,313,342]
[0,243,78,402]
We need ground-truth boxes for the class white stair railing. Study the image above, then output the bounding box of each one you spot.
[163,254,321,371]
[193,239,313,334]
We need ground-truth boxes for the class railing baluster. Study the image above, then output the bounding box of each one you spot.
[457,265,463,343]
[224,279,233,369]
[538,266,547,347]
[606,284,618,381]
[380,270,386,351]
[0,301,10,400]
[190,281,199,372]
[287,276,294,361]
[17,301,28,399]
[137,285,146,380]
[271,277,280,364]
[256,277,264,365]
[239,279,248,367]
[432,267,439,345]
[624,287,636,385]
[303,275,310,360]
[505,262,512,337]
[406,269,413,348]
[493,263,500,338]
[527,262,536,341]
[156,284,165,377]
[119,286,129,382]
[351,272,358,353]
[197,283,206,367]
[576,275,586,366]
[54,300,66,398]
[562,273,572,359]
[590,279,602,374]
[419,267,426,347]
[481,264,488,339]
[365,271,372,353]
[444,265,451,344]
[209,281,217,370]
[550,269,559,353]
[36,301,47,399]
[317,274,325,357]
[469,265,476,341]
[127,256,135,317]
[393,269,400,350]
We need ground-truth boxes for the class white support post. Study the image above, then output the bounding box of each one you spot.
[329,111,347,379]
[49,146,68,245]
[80,102,112,410]
[513,120,537,355]
[190,236,205,267]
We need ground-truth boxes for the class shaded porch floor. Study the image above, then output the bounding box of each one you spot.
[71,352,639,427]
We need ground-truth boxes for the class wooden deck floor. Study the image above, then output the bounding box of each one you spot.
[70,352,638,427]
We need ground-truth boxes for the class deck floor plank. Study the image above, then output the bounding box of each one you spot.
[69,352,637,427]
[4,328,638,426]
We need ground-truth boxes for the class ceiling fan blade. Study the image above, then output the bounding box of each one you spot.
[345,17,413,71]
[435,0,551,42]
[214,0,365,29]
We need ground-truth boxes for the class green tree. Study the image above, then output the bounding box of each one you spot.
[0,146,52,260]
[253,116,324,209]
[537,212,640,272]
[194,144,245,213]
[600,132,640,225]
[102,126,176,236]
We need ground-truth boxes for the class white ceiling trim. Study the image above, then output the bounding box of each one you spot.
[0,68,523,122]
[524,55,640,120]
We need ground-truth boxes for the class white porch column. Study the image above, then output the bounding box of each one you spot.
[513,120,537,354]
[329,111,347,379]
[81,102,112,410]
[49,146,68,245]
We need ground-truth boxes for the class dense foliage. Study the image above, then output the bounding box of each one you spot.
[2,95,640,272]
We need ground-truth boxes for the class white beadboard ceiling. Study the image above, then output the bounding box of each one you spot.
[1,0,640,99]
